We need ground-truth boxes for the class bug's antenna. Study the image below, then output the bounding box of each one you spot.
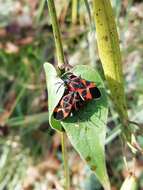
[56,81,65,94]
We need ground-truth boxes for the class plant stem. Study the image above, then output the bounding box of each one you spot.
[72,0,78,24]
[6,112,49,127]
[47,0,65,69]
[47,1,70,189]
[36,0,46,22]
[61,132,70,190]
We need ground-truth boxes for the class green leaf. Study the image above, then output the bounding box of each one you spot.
[44,62,65,131]
[93,0,129,125]
[44,63,110,189]
[61,65,110,190]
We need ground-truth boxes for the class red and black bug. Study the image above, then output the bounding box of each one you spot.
[53,90,84,120]
[63,73,101,101]
[53,72,101,120]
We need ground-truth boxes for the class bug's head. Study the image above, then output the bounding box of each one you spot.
[63,78,70,85]
[62,72,77,83]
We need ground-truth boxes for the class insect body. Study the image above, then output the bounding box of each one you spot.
[53,91,83,120]
[53,73,101,120]
[63,73,101,101]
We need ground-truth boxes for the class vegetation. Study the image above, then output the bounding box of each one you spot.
[0,0,143,189]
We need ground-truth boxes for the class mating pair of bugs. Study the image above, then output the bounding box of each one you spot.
[53,73,101,120]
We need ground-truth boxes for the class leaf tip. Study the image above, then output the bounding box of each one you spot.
[43,62,51,69]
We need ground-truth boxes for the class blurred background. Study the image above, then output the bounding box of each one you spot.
[0,0,143,189]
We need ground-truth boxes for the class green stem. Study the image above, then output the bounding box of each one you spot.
[61,132,70,190]
[72,0,78,24]
[83,0,92,24]
[47,1,70,189]
[36,0,46,22]
[47,0,65,69]
[6,112,49,127]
